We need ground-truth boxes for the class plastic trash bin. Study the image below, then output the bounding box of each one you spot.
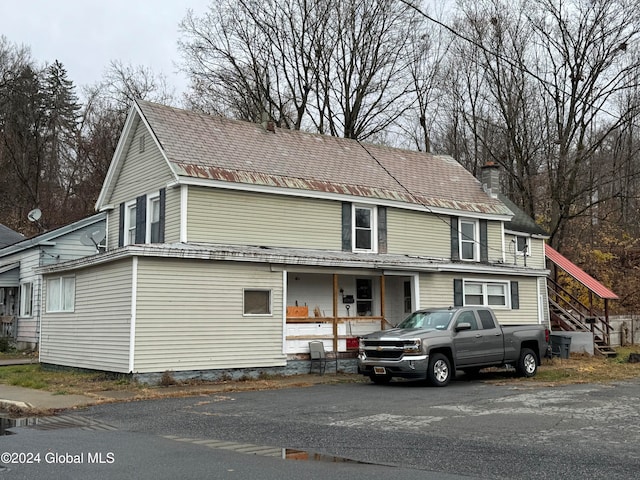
[550,334,571,359]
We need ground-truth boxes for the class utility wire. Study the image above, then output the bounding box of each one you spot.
[356,140,513,260]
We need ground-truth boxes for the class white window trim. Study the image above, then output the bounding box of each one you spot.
[352,205,378,253]
[46,276,76,313]
[124,200,137,246]
[19,282,33,317]
[459,218,479,261]
[242,288,273,316]
[146,193,161,243]
[462,279,510,309]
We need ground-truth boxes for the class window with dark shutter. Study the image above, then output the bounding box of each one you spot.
[118,203,125,247]
[342,202,352,251]
[453,278,463,306]
[510,281,520,309]
[135,195,146,244]
[450,216,459,260]
[480,219,488,262]
[378,206,387,253]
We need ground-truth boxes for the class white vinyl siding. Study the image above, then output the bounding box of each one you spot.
[505,233,546,269]
[133,258,285,373]
[163,186,181,243]
[419,272,540,325]
[40,260,133,372]
[106,119,175,250]
[186,187,341,249]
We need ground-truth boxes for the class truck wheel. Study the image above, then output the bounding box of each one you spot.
[516,348,538,377]
[427,353,451,387]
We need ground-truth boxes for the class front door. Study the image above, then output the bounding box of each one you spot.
[452,311,482,366]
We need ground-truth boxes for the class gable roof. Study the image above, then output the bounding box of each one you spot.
[0,213,106,259]
[0,224,25,248]
[98,100,512,219]
[498,194,548,237]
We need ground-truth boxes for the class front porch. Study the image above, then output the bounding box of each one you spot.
[284,271,414,358]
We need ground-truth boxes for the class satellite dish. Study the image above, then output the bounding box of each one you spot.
[80,226,106,249]
[27,208,42,222]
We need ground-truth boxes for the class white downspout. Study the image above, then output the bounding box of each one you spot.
[129,256,138,373]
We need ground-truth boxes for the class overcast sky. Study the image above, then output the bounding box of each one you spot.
[0,0,211,97]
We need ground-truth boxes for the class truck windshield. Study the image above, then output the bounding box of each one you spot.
[397,311,453,330]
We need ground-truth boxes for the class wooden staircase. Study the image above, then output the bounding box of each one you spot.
[548,281,617,358]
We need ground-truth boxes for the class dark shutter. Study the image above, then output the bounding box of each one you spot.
[480,219,488,262]
[342,202,352,251]
[158,188,166,243]
[511,281,520,309]
[135,195,146,244]
[453,278,463,306]
[378,206,387,253]
[118,202,125,247]
[450,216,459,260]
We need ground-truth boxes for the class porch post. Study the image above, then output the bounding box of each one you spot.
[333,274,339,353]
[380,275,386,330]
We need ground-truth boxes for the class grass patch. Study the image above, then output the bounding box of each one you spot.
[532,345,640,384]
[0,364,138,394]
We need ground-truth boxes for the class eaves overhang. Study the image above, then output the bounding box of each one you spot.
[37,243,547,278]
[174,173,515,222]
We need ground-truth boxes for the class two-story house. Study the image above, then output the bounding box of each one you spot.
[37,100,550,381]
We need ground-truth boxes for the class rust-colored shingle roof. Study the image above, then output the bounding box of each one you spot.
[137,100,511,216]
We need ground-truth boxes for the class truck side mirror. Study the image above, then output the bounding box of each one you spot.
[455,322,472,332]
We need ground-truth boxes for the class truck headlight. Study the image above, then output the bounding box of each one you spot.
[403,339,422,354]
[359,338,365,353]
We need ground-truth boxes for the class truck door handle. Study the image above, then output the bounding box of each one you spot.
[495,333,502,336]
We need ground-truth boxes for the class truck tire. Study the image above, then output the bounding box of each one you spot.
[427,353,451,387]
[516,348,538,377]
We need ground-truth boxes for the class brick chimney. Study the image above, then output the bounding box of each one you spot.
[480,161,501,196]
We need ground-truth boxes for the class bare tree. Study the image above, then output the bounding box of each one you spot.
[179,0,418,140]
[529,0,640,247]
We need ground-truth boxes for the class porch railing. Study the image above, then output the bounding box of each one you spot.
[547,278,615,356]
[285,315,393,353]
[1,315,16,339]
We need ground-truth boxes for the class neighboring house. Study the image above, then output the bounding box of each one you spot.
[37,100,551,380]
[0,224,25,248]
[0,213,106,348]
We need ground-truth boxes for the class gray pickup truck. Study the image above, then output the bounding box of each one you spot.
[358,306,549,387]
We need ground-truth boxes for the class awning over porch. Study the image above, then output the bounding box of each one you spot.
[545,244,618,299]
[0,262,20,287]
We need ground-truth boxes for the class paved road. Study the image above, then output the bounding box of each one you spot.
[2,377,640,479]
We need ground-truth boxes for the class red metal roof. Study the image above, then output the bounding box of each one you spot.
[545,244,618,300]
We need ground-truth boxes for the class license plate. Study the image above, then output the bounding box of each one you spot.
[373,366,387,375]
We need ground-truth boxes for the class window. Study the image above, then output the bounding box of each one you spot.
[243,289,271,315]
[459,219,478,260]
[19,282,33,317]
[356,278,373,316]
[455,311,478,330]
[148,195,161,243]
[353,205,377,252]
[125,202,137,245]
[477,309,496,329]
[516,236,530,256]
[403,281,412,313]
[46,276,75,312]
[463,281,508,308]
